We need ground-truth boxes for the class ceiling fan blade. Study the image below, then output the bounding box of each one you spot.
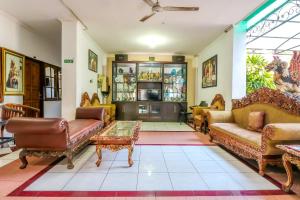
[143,0,155,7]
[140,12,156,22]
[163,6,199,11]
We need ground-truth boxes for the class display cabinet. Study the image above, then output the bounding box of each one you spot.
[112,61,187,122]
[112,63,137,102]
[163,64,187,102]
[138,63,162,82]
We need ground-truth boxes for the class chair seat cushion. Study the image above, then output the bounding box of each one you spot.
[210,123,262,147]
[69,119,103,146]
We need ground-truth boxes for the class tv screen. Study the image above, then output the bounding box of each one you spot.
[138,89,161,101]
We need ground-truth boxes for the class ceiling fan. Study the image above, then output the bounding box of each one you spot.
[140,0,199,22]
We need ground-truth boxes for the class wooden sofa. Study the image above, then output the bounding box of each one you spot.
[6,107,105,169]
[193,94,225,132]
[208,88,300,175]
[80,92,115,125]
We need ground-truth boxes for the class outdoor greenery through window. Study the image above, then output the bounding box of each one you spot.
[246,55,276,94]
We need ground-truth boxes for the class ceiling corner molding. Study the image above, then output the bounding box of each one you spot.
[60,0,88,30]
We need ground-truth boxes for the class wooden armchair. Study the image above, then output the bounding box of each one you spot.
[193,94,225,132]
[1,104,40,146]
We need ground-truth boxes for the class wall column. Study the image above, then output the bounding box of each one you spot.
[61,21,78,120]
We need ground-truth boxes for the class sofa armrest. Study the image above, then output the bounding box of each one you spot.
[192,106,210,116]
[6,117,68,135]
[262,123,300,141]
[207,111,234,125]
[75,107,105,121]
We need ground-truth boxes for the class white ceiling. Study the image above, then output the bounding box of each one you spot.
[0,0,265,54]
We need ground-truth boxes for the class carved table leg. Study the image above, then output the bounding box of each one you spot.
[96,145,102,167]
[128,145,134,167]
[19,149,28,169]
[282,153,293,192]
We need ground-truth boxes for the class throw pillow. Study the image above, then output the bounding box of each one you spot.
[248,111,265,132]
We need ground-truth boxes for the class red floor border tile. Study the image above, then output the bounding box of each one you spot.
[7,144,291,197]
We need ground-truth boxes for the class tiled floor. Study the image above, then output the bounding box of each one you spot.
[24,145,278,192]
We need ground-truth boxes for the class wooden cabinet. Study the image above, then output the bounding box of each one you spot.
[116,102,186,122]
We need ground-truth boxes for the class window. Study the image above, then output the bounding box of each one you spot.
[44,64,61,100]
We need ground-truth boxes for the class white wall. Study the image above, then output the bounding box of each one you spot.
[196,26,246,110]
[76,24,106,106]
[0,10,61,117]
[61,21,107,120]
[196,30,234,110]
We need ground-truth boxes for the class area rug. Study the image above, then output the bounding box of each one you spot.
[141,122,194,132]
[8,144,286,197]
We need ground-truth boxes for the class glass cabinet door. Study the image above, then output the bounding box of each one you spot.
[163,64,187,102]
[138,63,162,82]
[112,63,137,102]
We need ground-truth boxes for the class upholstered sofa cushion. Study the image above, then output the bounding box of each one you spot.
[210,123,262,147]
[232,104,300,129]
[68,119,103,147]
[248,111,265,132]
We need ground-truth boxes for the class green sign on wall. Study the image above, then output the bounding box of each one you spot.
[64,59,74,63]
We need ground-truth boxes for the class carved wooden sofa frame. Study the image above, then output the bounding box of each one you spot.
[208,88,300,175]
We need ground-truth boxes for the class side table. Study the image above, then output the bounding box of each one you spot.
[276,144,300,192]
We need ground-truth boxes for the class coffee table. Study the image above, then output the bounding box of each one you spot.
[276,144,300,192]
[90,121,141,167]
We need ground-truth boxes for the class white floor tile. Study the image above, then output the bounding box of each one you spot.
[163,152,189,161]
[185,152,213,161]
[48,157,87,173]
[0,149,21,160]
[140,145,162,153]
[229,172,278,190]
[165,160,196,173]
[191,160,225,173]
[217,160,254,173]
[115,148,141,161]
[25,172,75,191]
[139,160,168,173]
[79,160,113,173]
[88,150,117,161]
[200,173,243,190]
[101,173,137,191]
[181,146,206,153]
[63,172,106,191]
[140,152,164,161]
[169,173,208,190]
[161,146,182,153]
[109,161,139,173]
[137,173,172,191]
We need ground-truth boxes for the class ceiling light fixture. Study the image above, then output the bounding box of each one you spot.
[138,35,168,49]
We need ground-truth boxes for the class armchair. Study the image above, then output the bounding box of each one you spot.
[1,104,40,147]
[193,94,225,132]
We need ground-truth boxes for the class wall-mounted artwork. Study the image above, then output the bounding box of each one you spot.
[202,55,217,88]
[0,49,3,102]
[2,49,25,95]
[88,49,98,72]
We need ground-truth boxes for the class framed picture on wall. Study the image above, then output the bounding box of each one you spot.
[2,49,25,95]
[0,48,3,102]
[202,55,217,88]
[88,49,98,72]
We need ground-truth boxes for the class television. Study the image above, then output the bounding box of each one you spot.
[138,89,162,101]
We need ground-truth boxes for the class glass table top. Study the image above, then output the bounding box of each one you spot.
[99,121,138,138]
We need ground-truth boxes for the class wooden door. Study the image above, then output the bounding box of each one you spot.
[23,58,42,116]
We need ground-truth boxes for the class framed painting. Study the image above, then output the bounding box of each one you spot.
[0,48,3,102]
[202,55,217,88]
[88,49,98,72]
[2,49,25,95]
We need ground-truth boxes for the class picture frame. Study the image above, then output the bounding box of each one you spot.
[88,49,98,72]
[2,49,25,95]
[202,55,217,88]
[0,49,3,102]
